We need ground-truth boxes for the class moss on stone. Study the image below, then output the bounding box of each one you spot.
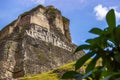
[19,26,28,32]
[21,12,30,18]
[46,7,61,19]
[36,49,46,64]
[1,20,17,32]
[20,71,58,80]
[62,16,69,24]
[21,5,45,18]
[38,5,45,9]
[47,9,57,19]
[7,44,11,49]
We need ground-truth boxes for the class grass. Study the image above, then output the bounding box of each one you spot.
[20,71,58,80]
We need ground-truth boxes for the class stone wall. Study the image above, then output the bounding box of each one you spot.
[63,16,71,42]
[0,26,12,40]
[0,26,11,40]
[18,15,30,26]
[54,14,64,34]
[0,14,31,40]
[30,8,50,31]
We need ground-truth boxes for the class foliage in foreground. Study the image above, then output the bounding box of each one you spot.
[62,9,120,80]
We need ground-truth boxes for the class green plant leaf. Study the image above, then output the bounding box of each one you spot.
[85,37,105,49]
[85,38,98,48]
[85,55,100,73]
[62,71,80,79]
[86,39,94,44]
[115,78,120,80]
[114,25,120,44]
[102,70,112,77]
[103,72,120,80]
[86,38,100,45]
[82,71,93,79]
[102,56,112,71]
[106,9,116,29]
[89,28,103,35]
[75,52,95,70]
[74,44,90,53]
[114,53,120,64]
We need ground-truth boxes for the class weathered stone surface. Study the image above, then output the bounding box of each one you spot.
[0,5,85,79]
[30,8,50,30]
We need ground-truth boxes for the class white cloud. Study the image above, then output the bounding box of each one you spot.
[94,4,108,20]
[115,10,120,19]
[29,0,45,4]
[79,0,84,3]
[94,4,120,21]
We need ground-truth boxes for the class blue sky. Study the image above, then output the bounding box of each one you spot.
[0,0,120,45]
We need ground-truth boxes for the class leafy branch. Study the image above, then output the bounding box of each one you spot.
[62,9,120,80]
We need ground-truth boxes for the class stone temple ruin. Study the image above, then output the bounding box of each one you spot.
[0,5,85,79]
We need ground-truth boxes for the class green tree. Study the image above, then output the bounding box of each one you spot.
[62,9,120,80]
